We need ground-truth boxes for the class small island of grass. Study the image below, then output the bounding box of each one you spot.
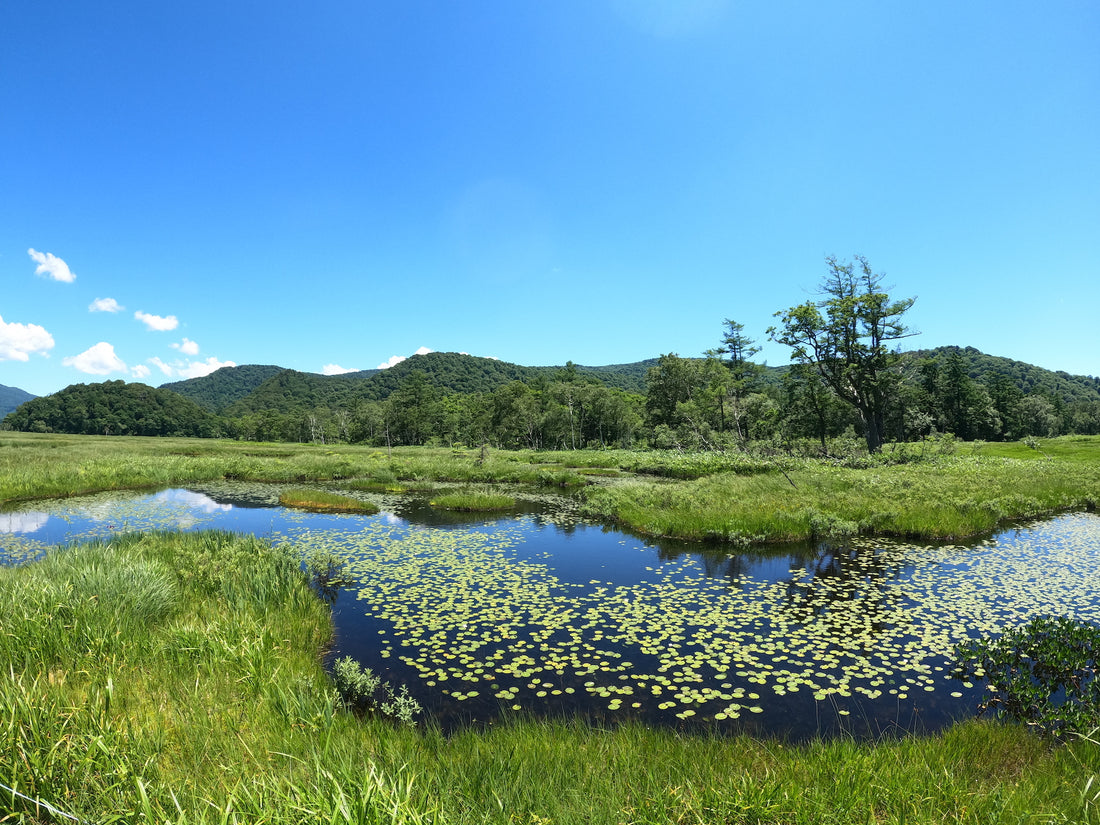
[278,487,379,514]
[430,488,516,512]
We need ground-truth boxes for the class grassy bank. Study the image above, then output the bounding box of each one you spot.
[2,530,1097,823]
[582,452,1100,543]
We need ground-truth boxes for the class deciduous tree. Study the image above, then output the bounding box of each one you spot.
[769,255,916,453]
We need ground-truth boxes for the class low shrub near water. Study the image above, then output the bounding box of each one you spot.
[333,656,422,727]
[955,615,1100,736]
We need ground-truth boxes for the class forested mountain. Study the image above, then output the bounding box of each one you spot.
[223,369,368,416]
[0,384,35,418]
[162,365,285,412]
[903,346,1100,403]
[2,381,219,437]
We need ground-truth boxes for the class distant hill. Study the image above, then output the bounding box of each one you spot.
[162,364,285,412]
[188,352,656,418]
[3,380,219,437]
[0,383,36,418]
[905,346,1100,402]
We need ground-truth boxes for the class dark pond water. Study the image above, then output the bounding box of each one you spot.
[4,482,1100,741]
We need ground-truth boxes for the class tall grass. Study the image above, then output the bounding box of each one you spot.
[429,488,516,511]
[9,433,1096,546]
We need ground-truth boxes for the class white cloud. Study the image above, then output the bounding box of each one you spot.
[131,364,151,380]
[376,346,434,369]
[177,356,236,379]
[63,342,127,375]
[135,311,179,331]
[0,314,55,361]
[149,356,174,376]
[146,355,234,379]
[323,363,359,375]
[89,297,123,313]
[171,337,200,355]
[27,248,76,283]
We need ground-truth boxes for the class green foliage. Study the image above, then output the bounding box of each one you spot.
[2,379,221,437]
[955,616,1100,736]
[2,499,1100,820]
[332,656,423,727]
[161,364,285,412]
[769,254,916,453]
[582,450,1100,543]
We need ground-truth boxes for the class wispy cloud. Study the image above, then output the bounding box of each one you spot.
[27,248,76,283]
[171,338,200,356]
[135,311,179,331]
[89,297,124,313]
[0,314,55,362]
[131,364,151,380]
[149,357,174,376]
[322,363,359,375]
[377,346,434,369]
[176,357,236,379]
[146,355,234,379]
[62,342,127,375]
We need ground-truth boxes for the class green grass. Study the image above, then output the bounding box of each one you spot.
[280,486,381,514]
[429,488,517,511]
[583,451,1100,543]
[3,530,1099,823]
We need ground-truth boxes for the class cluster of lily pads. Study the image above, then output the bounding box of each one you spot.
[274,512,1100,726]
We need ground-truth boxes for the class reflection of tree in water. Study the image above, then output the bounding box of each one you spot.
[778,540,910,654]
[646,534,915,655]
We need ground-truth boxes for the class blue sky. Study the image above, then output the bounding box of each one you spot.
[2,1,1097,397]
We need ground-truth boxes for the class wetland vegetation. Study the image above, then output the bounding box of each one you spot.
[3,432,1100,822]
[279,486,381,514]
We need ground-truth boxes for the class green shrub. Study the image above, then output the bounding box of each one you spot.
[955,615,1100,736]
[331,656,422,727]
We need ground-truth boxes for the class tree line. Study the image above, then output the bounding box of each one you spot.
[5,256,1099,449]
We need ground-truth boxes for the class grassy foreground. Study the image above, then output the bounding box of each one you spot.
[2,529,1098,823]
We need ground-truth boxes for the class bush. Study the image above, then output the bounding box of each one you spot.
[331,656,422,727]
[954,615,1100,736]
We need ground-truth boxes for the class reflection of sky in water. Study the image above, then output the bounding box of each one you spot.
[3,486,1099,740]
[0,510,49,534]
[0,487,279,563]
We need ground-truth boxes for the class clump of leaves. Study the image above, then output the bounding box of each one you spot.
[331,656,422,727]
[954,615,1100,736]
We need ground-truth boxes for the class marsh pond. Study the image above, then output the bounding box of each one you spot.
[3,482,1099,740]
